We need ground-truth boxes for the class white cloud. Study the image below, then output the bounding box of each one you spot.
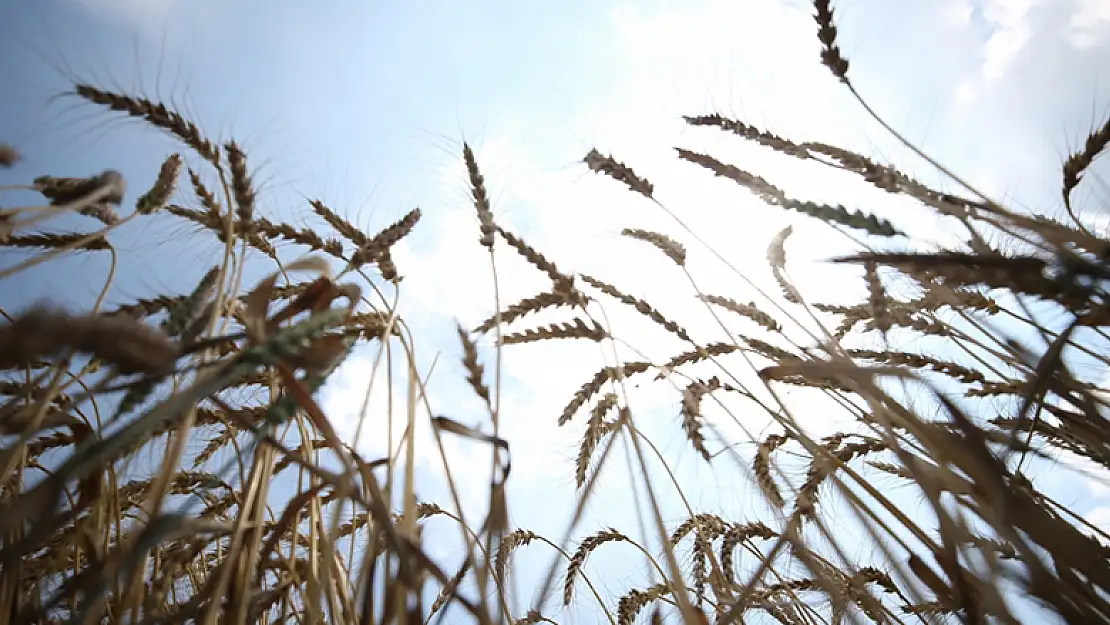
[942,0,977,27]
[1068,0,1110,48]
[980,0,1044,81]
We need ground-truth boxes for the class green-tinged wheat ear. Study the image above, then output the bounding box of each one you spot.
[564,528,630,606]
[676,148,902,237]
[621,228,686,266]
[560,362,651,426]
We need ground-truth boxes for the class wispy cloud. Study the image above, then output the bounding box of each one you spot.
[69,0,185,32]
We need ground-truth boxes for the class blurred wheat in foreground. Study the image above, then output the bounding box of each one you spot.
[3,1,1110,623]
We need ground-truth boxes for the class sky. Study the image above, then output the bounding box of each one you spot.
[3,0,1110,622]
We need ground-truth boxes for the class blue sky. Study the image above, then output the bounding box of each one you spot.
[3,0,1110,622]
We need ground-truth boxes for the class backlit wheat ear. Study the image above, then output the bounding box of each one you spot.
[849,349,985,385]
[495,529,538,583]
[698,294,781,332]
[616,583,670,625]
[309,198,370,249]
[349,207,422,276]
[836,252,1080,307]
[621,228,686,266]
[683,113,810,158]
[754,433,790,509]
[583,149,654,199]
[501,318,607,345]
[669,513,728,545]
[677,148,902,237]
[224,143,255,229]
[496,226,574,288]
[576,394,620,488]
[579,274,692,342]
[656,343,738,380]
[166,203,277,258]
[719,522,778,584]
[74,85,220,165]
[0,307,179,375]
[188,168,222,217]
[0,142,18,168]
[512,610,552,625]
[796,437,887,518]
[564,528,630,606]
[680,378,719,461]
[560,362,651,426]
[136,153,183,215]
[863,261,891,334]
[2,233,111,252]
[474,288,586,335]
[768,225,802,304]
[33,171,126,225]
[252,217,345,258]
[456,323,492,411]
[1062,114,1110,216]
[813,0,850,82]
[462,143,496,248]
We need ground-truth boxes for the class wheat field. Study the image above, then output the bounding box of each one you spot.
[2,0,1110,623]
